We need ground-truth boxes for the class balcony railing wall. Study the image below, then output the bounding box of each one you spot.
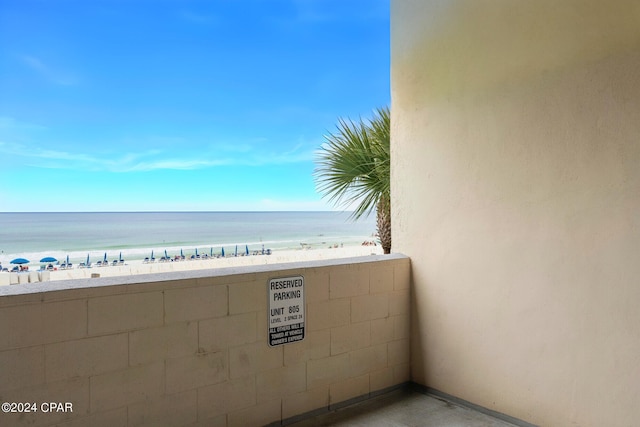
[0,254,410,427]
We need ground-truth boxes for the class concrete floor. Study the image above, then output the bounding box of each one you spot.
[286,389,522,427]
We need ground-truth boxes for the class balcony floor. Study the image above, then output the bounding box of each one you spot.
[286,388,523,427]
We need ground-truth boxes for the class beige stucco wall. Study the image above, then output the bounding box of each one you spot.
[0,255,410,427]
[392,1,640,426]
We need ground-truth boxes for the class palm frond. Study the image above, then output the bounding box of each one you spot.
[314,107,390,220]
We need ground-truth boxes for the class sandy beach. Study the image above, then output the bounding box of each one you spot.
[0,245,383,285]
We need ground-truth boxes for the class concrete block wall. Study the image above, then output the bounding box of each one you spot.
[0,254,410,427]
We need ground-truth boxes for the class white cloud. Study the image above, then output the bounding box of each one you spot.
[180,10,216,24]
[0,139,316,172]
[21,54,77,86]
[0,116,47,131]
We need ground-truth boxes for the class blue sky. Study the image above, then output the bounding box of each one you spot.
[0,0,389,212]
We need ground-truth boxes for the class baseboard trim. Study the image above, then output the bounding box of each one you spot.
[412,384,538,427]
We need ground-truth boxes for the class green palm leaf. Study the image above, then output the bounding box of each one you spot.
[314,107,391,253]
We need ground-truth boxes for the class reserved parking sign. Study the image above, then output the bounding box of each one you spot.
[268,276,305,346]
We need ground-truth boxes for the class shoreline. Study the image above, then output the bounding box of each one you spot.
[1,245,383,284]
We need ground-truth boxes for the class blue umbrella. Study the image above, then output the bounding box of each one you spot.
[119,252,123,261]
[151,250,154,260]
[180,249,184,258]
[234,245,238,257]
[40,257,57,263]
[165,249,169,259]
[10,258,29,264]
[210,247,213,257]
[245,245,249,256]
[66,255,70,265]
[195,248,199,257]
[86,254,90,265]
[221,247,225,257]
[103,252,107,262]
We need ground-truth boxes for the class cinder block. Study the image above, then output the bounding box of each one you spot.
[330,322,370,355]
[351,294,388,323]
[329,374,369,405]
[283,329,330,366]
[165,351,227,394]
[89,293,163,335]
[0,346,45,392]
[282,386,329,420]
[165,284,227,323]
[187,414,226,427]
[370,367,395,392]
[348,344,387,377]
[393,314,410,340]
[42,299,88,341]
[90,362,164,412]
[306,354,350,389]
[256,309,268,341]
[304,269,329,303]
[129,322,198,366]
[51,407,127,427]
[388,339,410,365]
[369,264,394,294]
[394,261,411,290]
[371,317,394,345]
[229,281,266,314]
[307,298,350,332]
[393,362,410,383]
[45,334,128,382]
[199,313,257,353]
[0,377,90,427]
[329,265,369,299]
[197,376,256,420]
[0,300,87,351]
[227,399,281,427]
[256,363,306,403]
[229,342,283,379]
[128,390,197,427]
[389,290,410,316]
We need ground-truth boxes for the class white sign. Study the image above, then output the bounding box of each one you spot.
[268,275,305,346]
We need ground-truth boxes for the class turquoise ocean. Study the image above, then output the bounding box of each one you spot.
[0,211,376,267]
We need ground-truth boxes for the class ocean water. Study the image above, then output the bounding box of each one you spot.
[0,211,376,267]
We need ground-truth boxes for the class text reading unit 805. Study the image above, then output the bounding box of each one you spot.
[268,275,305,346]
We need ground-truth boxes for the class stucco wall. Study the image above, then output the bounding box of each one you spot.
[0,255,410,427]
[391,1,640,426]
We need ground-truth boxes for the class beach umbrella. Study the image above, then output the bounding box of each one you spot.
[245,245,249,256]
[210,247,213,257]
[221,247,225,257]
[103,252,107,262]
[86,254,90,265]
[180,249,184,258]
[119,252,123,261]
[10,258,29,264]
[164,249,169,259]
[235,245,238,257]
[66,255,70,265]
[262,244,265,255]
[195,248,199,257]
[40,257,57,263]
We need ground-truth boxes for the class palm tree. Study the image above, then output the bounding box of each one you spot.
[314,107,391,254]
